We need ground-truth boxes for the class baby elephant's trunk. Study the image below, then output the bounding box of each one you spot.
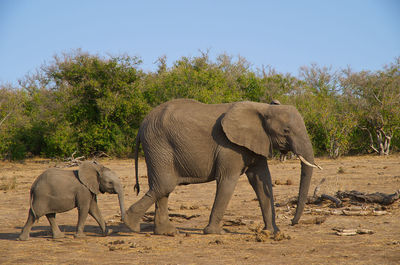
[114,183,125,221]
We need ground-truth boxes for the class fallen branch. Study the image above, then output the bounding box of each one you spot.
[224,219,247,226]
[342,209,387,216]
[313,178,326,198]
[336,190,400,205]
[169,213,201,220]
[306,207,387,216]
[276,189,399,209]
[142,211,200,223]
[320,194,342,208]
[333,227,374,236]
[63,151,85,167]
[92,151,111,158]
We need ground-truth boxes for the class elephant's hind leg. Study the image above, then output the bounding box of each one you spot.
[46,213,64,239]
[154,195,177,235]
[124,190,156,232]
[18,209,36,241]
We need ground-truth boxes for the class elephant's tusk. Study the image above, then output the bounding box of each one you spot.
[297,155,323,170]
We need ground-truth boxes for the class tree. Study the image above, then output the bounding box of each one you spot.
[341,58,400,155]
[292,64,357,158]
[43,50,149,157]
[143,52,244,106]
[0,84,30,159]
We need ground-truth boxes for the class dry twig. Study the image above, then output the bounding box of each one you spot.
[63,151,85,167]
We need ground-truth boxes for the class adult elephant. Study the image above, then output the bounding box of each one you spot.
[124,99,320,235]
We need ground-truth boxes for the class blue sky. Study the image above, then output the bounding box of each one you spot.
[0,0,399,85]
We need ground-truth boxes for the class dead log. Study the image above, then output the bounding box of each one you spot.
[320,194,343,208]
[333,227,374,236]
[336,190,400,205]
[169,213,201,220]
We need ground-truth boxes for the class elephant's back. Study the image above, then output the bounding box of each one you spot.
[31,169,82,197]
[140,99,231,135]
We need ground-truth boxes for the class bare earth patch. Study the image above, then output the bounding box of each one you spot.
[1,155,399,264]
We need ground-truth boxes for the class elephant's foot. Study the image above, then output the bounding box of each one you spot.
[123,216,141,232]
[263,224,280,235]
[18,234,29,241]
[73,232,86,239]
[154,222,177,236]
[102,227,109,237]
[52,231,65,239]
[203,225,224,235]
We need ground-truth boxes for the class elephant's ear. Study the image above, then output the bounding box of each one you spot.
[78,161,100,194]
[221,102,272,158]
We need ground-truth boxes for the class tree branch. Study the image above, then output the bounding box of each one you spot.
[360,127,379,154]
[372,92,383,105]
[0,111,12,127]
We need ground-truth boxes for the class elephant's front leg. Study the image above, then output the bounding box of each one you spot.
[75,203,90,238]
[204,174,240,234]
[88,198,108,236]
[154,195,177,235]
[246,163,279,234]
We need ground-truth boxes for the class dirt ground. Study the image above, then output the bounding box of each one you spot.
[1,155,399,264]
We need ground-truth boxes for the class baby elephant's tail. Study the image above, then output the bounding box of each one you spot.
[133,133,140,196]
[29,189,38,221]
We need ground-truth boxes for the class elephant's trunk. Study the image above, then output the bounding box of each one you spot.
[114,183,125,221]
[292,142,315,225]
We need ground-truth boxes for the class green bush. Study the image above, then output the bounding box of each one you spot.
[0,51,399,160]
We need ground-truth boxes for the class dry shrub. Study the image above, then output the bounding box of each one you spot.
[0,176,16,191]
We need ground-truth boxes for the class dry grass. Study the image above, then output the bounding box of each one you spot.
[0,155,400,264]
[0,176,16,191]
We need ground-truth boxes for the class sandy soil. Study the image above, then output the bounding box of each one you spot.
[0,155,399,264]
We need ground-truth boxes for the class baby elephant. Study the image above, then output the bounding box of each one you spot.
[18,161,125,240]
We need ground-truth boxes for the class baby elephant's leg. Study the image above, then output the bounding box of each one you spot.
[74,202,90,238]
[18,209,36,241]
[46,213,64,239]
[89,198,108,236]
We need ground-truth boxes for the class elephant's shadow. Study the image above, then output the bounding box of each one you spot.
[3,223,246,241]
[3,223,134,241]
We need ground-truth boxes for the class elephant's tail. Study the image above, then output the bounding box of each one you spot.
[133,133,140,196]
[29,188,38,221]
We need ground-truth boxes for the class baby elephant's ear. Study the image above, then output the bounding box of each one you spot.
[78,161,100,194]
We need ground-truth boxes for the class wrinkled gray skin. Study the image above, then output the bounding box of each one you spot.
[124,99,316,235]
[18,161,125,240]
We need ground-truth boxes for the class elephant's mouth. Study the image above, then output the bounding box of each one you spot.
[271,138,290,154]
[279,149,289,155]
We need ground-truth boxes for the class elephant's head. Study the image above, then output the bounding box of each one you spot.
[221,101,321,225]
[78,161,125,221]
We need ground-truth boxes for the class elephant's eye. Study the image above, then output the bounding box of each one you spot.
[283,128,290,134]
